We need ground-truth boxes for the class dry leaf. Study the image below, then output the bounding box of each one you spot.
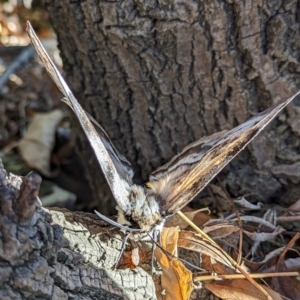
[202,223,239,239]
[233,197,263,210]
[243,226,285,258]
[271,234,300,299]
[160,226,180,256]
[165,209,211,229]
[243,226,285,243]
[243,247,285,272]
[18,109,64,176]
[154,227,193,300]
[284,277,300,298]
[205,279,283,300]
[118,247,140,270]
[201,253,227,274]
[232,216,277,230]
[272,274,299,300]
[263,257,300,273]
[177,230,234,270]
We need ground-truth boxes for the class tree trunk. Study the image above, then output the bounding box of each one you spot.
[42,0,300,215]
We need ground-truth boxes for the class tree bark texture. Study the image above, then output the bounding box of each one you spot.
[0,162,159,300]
[42,0,300,214]
[0,162,216,299]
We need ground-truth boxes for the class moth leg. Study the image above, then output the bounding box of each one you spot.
[114,230,131,269]
[150,227,160,274]
[94,210,143,269]
[147,220,166,273]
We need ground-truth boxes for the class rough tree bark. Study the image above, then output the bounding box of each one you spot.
[0,162,213,299]
[0,162,161,299]
[1,1,300,299]
[42,0,300,214]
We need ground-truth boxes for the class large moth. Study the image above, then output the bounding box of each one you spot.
[26,22,300,232]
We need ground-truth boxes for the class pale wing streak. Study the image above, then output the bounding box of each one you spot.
[150,131,227,180]
[26,22,131,213]
[150,91,300,214]
[61,97,134,181]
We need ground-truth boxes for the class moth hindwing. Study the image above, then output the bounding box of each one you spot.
[27,21,300,230]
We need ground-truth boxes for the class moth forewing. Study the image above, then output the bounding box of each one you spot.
[149,91,300,215]
[61,97,134,180]
[26,22,132,213]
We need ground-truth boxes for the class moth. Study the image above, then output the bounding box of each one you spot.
[27,21,300,232]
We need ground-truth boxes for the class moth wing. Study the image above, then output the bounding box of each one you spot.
[61,97,134,180]
[27,22,132,213]
[149,92,300,215]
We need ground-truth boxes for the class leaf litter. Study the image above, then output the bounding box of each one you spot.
[158,194,300,300]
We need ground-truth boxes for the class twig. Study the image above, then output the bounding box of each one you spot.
[217,177,243,265]
[0,45,35,92]
[195,271,299,281]
[276,232,300,271]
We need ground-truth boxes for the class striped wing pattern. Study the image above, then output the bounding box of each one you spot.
[149,92,300,215]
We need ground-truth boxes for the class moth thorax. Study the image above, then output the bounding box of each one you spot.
[128,185,162,230]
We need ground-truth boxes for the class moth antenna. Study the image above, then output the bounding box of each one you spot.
[94,210,142,233]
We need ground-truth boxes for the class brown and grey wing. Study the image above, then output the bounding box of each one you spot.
[149,92,300,215]
[27,22,133,213]
[61,97,133,180]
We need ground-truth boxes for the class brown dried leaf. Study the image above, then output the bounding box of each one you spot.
[155,227,193,300]
[272,274,299,300]
[201,254,227,274]
[283,277,300,298]
[118,247,140,270]
[263,257,300,273]
[160,226,179,256]
[205,279,283,300]
[165,209,211,229]
[177,230,233,270]
[202,223,239,239]
[243,247,285,272]
[270,234,300,299]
